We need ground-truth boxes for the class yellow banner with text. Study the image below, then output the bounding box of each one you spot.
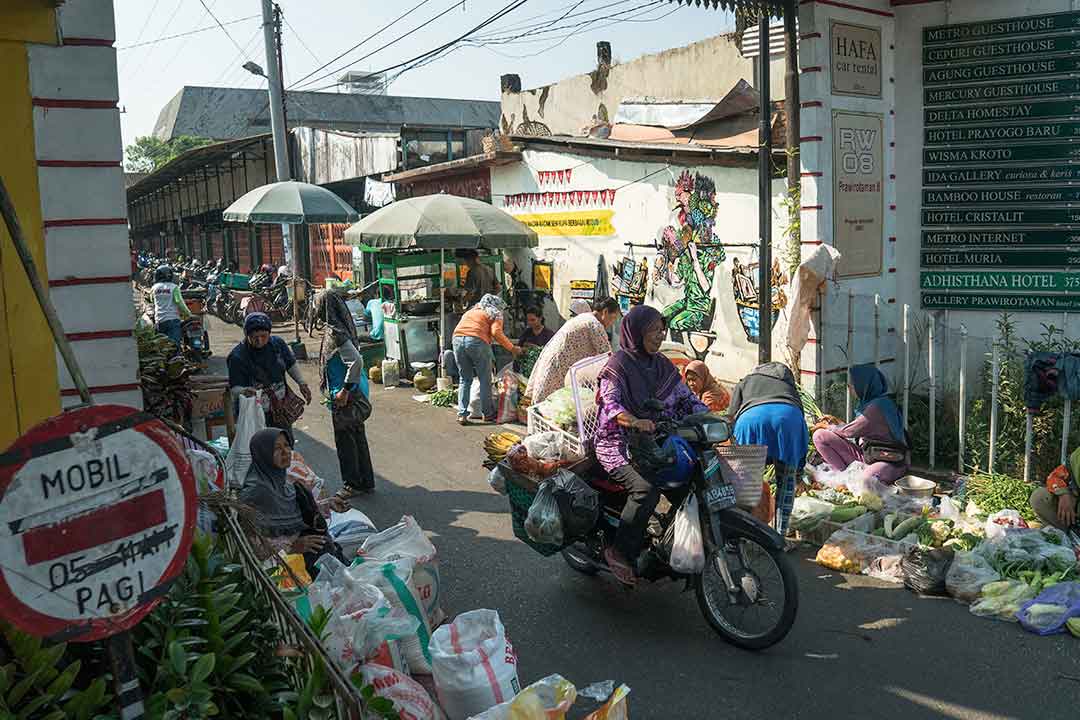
[513,210,615,237]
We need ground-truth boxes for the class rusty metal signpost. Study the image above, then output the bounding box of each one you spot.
[0,177,196,720]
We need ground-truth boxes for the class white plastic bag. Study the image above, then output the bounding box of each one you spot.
[356,664,446,720]
[488,465,510,495]
[789,496,835,532]
[670,496,705,573]
[984,509,1028,540]
[946,551,1001,604]
[524,481,563,546]
[431,609,520,720]
[328,508,378,558]
[348,557,433,673]
[225,392,265,488]
[361,516,445,626]
[522,432,563,463]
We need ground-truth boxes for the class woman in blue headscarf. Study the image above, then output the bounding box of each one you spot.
[812,364,909,485]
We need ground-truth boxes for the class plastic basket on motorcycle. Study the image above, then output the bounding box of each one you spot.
[713,444,768,508]
[568,352,610,449]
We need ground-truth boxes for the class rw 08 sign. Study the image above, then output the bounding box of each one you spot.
[0,405,195,641]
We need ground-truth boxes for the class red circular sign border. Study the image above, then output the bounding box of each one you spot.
[0,404,196,641]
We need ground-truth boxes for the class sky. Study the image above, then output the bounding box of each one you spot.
[114,0,735,148]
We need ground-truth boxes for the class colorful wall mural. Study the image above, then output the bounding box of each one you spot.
[732,258,789,343]
[653,171,725,333]
[652,170,790,347]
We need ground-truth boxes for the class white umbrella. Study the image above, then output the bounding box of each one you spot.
[223,180,359,224]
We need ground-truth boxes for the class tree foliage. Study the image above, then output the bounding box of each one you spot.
[125,135,214,173]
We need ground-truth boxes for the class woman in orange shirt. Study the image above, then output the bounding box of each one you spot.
[682,360,730,412]
[452,294,521,425]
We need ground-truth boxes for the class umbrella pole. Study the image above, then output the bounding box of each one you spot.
[439,248,446,366]
[291,223,300,345]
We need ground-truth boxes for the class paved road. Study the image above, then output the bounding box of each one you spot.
[206,317,1079,719]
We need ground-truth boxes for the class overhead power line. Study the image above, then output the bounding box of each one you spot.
[117,14,259,51]
[196,0,247,54]
[308,0,532,91]
[292,0,468,90]
[286,0,438,90]
[282,14,321,64]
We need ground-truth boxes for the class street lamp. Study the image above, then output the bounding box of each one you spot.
[242,61,265,77]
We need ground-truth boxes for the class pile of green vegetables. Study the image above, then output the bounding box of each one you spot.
[430,388,456,407]
[515,346,542,378]
[964,472,1038,522]
[871,513,982,551]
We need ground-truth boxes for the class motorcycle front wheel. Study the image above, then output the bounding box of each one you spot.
[561,543,599,576]
[695,535,798,650]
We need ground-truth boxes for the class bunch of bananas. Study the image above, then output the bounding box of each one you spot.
[483,431,522,468]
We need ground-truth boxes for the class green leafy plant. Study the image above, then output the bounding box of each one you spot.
[135,533,294,719]
[0,623,112,720]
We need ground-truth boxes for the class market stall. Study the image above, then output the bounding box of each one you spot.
[344,194,538,378]
[360,248,505,371]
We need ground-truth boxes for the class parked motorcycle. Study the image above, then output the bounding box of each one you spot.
[560,410,799,651]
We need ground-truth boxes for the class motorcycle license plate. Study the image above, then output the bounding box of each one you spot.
[704,482,737,510]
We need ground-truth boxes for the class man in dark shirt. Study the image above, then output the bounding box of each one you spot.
[459,249,498,305]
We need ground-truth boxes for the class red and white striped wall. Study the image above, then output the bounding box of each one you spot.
[34,0,140,409]
[796,0,898,393]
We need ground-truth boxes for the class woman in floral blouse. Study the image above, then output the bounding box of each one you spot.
[524,297,620,404]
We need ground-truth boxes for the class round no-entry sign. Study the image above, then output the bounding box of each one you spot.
[0,405,196,641]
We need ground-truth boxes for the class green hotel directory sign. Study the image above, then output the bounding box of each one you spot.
[921,11,1080,311]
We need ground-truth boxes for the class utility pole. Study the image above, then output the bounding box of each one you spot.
[757,10,773,364]
[273,3,293,178]
[260,0,290,249]
[260,0,303,347]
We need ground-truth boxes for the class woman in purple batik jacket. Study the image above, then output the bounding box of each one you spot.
[593,305,708,586]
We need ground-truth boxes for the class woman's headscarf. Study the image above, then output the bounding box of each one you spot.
[244,312,272,336]
[850,363,905,443]
[684,360,730,412]
[312,288,359,345]
[477,293,506,319]
[598,305,679,417]
[239,429,306,537]
[569,299,591,316]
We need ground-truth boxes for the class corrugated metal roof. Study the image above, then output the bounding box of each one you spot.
[152,86,501,141]
[125,134,270,200]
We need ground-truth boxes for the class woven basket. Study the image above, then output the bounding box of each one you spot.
[503,467,564,557]
[713,444,767,508]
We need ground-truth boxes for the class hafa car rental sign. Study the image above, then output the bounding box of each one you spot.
[0,405,195,641]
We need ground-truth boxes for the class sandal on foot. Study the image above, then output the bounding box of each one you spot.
[603,547,636,587]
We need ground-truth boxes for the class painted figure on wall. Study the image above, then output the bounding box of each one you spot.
[653,171,725,332]
[732,257,789,343]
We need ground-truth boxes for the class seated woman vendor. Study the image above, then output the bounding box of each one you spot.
[1030,447,1080,531]
[594,305,708,586]
[239,429,348,574]
[520,307,555,348]
[812,364,909,485]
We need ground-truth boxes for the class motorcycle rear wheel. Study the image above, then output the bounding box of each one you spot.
[695,535,797,651]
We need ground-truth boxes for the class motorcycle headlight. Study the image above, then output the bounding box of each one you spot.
[702,420,730,444]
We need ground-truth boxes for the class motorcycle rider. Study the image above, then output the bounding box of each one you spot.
[594,305,708,586]
[150,265,191,345]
